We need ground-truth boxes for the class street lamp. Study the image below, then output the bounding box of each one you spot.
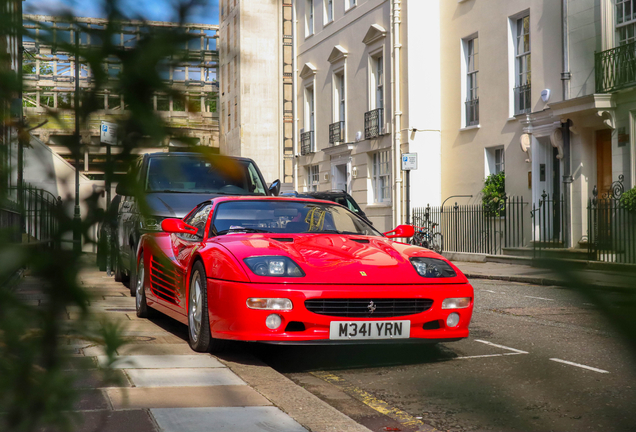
[73,27,81,254]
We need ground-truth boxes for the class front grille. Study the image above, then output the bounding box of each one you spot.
[305,298,433,318]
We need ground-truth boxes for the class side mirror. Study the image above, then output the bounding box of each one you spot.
[268,179,281,196]
[115,181,133,196]
[384,224,415,239]
[161,218,198,235]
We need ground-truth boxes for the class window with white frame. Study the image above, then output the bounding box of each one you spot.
[372,55,384,110]
[306,165,319,192]
[335,72,345,122]
[465,36,479,126]
[324,0,333,24]
[485,147,505,176]
[306,0,314,37]
[514,14,531,115]
[617,0,636,45]
[372,150,391,203]
[346,0,356,11]
[301,85,315,154]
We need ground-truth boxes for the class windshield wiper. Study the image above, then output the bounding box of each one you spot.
[216,227,273,235]
[305,229,363,235]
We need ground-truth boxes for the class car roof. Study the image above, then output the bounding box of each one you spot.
[145,152,256,163]
[198,195,349,207]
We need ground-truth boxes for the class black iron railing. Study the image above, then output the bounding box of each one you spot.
[412,196,528,256]
[465,98,479,126]
[300,131,314,155]
[531,191,566,257]
[329,121,344,145]
[364,108,383,139]
[588,176,636,263]
[514,84,531,115]
[0,201,22,243]
[7,184,62,247]
[596,40,636,93]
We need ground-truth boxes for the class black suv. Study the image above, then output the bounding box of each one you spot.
[113,152,279,294]
[280,190,370,222]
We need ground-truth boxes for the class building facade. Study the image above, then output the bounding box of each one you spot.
[440,0,635,248]
[218,0,293,187]
[293,0,441,232]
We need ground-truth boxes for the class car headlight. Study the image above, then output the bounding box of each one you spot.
[141,216,165,231]
[409,257,457,278]
[246,298,293,310]
[243,256,305,277]
[442,297,471,309]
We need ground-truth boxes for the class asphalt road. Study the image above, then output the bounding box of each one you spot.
[254,280,636,432]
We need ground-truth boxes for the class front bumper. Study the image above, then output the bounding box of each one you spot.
[206,280,473,343]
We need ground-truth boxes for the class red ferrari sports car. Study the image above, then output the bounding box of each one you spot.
[134,196,474,352]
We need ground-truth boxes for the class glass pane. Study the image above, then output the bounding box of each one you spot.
[618,3,624,25]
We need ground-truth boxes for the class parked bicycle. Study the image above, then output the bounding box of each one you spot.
[410,215,444,254]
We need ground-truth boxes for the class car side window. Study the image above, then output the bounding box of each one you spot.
[180,204,213,241]
[345,198,359,212]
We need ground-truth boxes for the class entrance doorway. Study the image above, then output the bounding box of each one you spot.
[332,163,348,192]
[596,129,612,195]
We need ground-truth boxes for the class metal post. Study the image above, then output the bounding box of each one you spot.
[106,145,111,207]
[73,28,82,254]
[405,170,410,225]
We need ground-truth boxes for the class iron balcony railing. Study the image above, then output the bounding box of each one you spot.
[329,121,345,145]
[596,41,636,93]
[364,108,384,139]
[514,84,531,115]
[300,131,314,155]
[465,98,479,126]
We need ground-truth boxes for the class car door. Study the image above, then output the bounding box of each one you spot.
[172,204,213,311]
[118,158,143,268]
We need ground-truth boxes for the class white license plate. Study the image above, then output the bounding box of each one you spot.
[329,320,410,340]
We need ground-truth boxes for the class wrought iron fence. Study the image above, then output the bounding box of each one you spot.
[465,98,479,126]
[595,40,636,93]
[329,120,344,145]
[588,177,636,264]
[7,184,62,247]
[300,130,314,155]
[0,201,22,243]
[531,191,566,257]
[412,196,528,255]
[514,84,531,115]
[364,108,383,139]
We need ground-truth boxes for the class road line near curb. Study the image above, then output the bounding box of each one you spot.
[549,358,610,374]
[454,353,525,360]
[524,295,554,301]
[474,339,529,354]
[310,371,438,432]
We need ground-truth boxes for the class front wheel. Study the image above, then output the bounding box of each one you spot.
[430,232,444,254]
[188,261,227,353]
[135,255,155,318]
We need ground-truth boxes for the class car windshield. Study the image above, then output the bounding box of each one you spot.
[211,200,381,236]
[145,156,267,195]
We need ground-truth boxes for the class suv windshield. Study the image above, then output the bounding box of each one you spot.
[211,200,381,236]
[145,156,267,195]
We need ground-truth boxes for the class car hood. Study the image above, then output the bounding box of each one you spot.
[213,234,468,285]
[145,193,220,219]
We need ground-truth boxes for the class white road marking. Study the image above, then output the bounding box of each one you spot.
[475,339,529,354]
[455,353,525,360]
[549,358,609,374]
[524,295,554,301]
[483,290,497,293]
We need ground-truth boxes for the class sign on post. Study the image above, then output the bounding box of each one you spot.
[401,153,417,171]
[100,121,118,145]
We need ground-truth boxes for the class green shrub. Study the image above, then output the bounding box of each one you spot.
[482,171,506,216]
[620,186,636,212]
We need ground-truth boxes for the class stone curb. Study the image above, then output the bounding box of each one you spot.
[463,272,564,287]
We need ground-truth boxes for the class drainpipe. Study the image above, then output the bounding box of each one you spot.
[562,120,572,248]
[561,0,570,100]
[392,0,403,226]
[292,0,298,192]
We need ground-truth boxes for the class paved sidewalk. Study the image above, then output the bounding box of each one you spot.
[17,266,373,432]
[452,260,635,289]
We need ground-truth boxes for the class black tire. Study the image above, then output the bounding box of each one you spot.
[135,254,155,318]
[114,252,123,282]
[128,245,137,296]
[188,261,226,353]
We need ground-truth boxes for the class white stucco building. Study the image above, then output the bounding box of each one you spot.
[293,0,442,232]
